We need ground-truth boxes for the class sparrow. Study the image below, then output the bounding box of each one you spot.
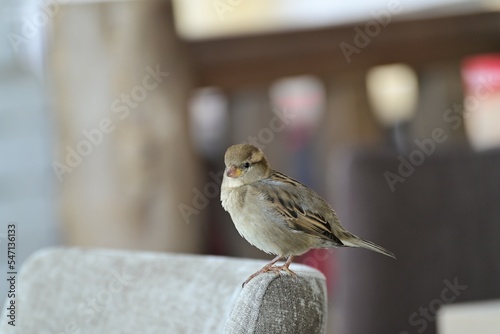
[221,144,395,286]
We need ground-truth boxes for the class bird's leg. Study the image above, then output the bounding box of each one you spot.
[242,255,298,287]
[242,255,283,287]
[275,255,297,277]
[265,254,284,268]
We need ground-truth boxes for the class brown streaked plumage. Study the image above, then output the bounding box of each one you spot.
[220,144,395,286]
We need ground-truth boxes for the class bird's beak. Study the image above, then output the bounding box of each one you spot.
[226,165,242,178]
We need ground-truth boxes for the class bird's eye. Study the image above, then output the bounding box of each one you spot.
[243,162,251,169]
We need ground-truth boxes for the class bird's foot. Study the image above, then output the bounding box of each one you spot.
[242,256,297,287]
[273,264,297,278]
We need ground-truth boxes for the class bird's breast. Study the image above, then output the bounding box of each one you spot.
[221,186,314,256]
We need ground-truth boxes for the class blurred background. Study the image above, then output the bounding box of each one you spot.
[1,0,500,333]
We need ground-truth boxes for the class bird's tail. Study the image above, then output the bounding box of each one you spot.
[340,233,396,259]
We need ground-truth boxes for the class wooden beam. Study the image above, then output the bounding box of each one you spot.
[186,11,500,89]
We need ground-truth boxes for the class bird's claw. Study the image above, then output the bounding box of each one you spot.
[242,264,297,287]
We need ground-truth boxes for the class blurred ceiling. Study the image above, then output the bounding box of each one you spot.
[173,0,498,39]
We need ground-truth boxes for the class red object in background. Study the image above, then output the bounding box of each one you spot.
[461,53,500,151]
[462,53,500,95]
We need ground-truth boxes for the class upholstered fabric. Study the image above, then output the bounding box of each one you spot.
[225,269,327,333]
[0,248,327,333]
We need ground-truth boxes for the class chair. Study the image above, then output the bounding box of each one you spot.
[0,247,327,333]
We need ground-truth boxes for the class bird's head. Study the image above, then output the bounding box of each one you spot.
[223,144,271,185]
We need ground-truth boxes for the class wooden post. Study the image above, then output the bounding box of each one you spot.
[49,0,202,252]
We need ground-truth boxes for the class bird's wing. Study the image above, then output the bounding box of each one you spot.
[257,171,345,246]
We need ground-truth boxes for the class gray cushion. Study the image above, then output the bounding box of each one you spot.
[0,247,326,333]
[225,269,327,334]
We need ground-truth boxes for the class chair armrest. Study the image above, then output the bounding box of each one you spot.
[0,247,327,333]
